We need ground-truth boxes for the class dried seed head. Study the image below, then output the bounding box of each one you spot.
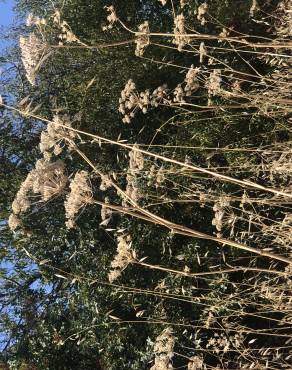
[12,172,35,215]
[26,14,47,27]
[100,174,112,191]
[122,145,144,206]
[8,213,22,232]
[150,327,175,370]
[173,84,185,104]
[64,171,92,228]
[199,42,207,63]
[184,66,200,95]
[103,5,118,31]
[196,2,208,26]
[275,0,292,37]
[40,115,77,156]
[129,145,144,171]
[212,196,236,237]
[100,197,112,226]
[11,159,67,217]
[52,10,79,44]
[119,80,167,122]
[33,159,67,201]
[150,355,173,370]
[20,34,47,85]
[206,69,222,96]
[187,356,205,370]
[250,0,259,17]
[9,159,67,231]
[135,21,150,56]
[108,235,134,282]
[173,14,190,51]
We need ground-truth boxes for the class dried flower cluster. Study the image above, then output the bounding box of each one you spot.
[123,145,144,205]
[135,21,150,56]
[8,213,22,232]
[146,165,165,188]
[212,196,235,237]
[33,159,67,201]
[173,14,190,51]
[264,213,292,248]
[187,356,205,370]
[9,159,67,231]
[173,83,185,104]
[199,41,207,63]
[99,174,112,191]
[64,171,92,229]
[100,197,112,226]
[158,0,189,7]
[173,66,200,104]
[19,34,46,85]
[196,2,208,25]
[119,67,201,114]
[184,66,200,95]
[249,0,259,17]
[108,235,134,283]
[129,145,144,172]
[206,333,244,354]
[40,115,77,158]
[52,10,80,44]
[26,14,46,27]
[119,79,168,123]
[218,27,229,41]
[102,5,118,31]
[150,327,175,370]
[206,69,222,97]
[275,0,292,37]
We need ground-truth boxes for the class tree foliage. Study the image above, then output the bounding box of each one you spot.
[0,0,291,369]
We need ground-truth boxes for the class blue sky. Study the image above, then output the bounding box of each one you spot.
[0,0,15,49]
[0,0,16,99]
[0,1,17,352]
[0,0,15,26]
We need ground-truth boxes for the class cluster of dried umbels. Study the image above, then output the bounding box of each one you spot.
[20,10,86,86]
[108,235,135,283]
[123,145,145,205]
[8,2,292,369]
[8,112,150,232]
[118,79,168,123]
[8,113,78,231]
[19,33,47,85]
[148,327,208,370]
[9,159,67,231]
[119,69,215,119]
[8,116,91,231]
[150,327,175,370]
[39,114,77,158]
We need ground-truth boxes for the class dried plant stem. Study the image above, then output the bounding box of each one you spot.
[118,18,292,49]
[21,247,291,331]
[50,39,134,49]
[135,261,288,277]
[65,127,292,199]
[140,55,290,86]
[93,199,292,265]
[3,104,291,264]
[70,144,292,265]
[3,103,291,200]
